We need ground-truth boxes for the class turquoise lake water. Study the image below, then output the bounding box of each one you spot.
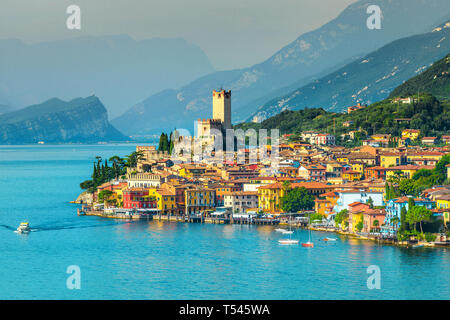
[0,144,449,299]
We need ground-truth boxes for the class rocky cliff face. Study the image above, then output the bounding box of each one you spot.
[0,96,128,144]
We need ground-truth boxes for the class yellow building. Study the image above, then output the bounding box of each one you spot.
[371,134,391,141]
[350,162,364,173]
[436,195,450,225]
[349,212,364,233]
[385,165,434,180]
[401,129,420,141]
[314,191,339,217]
[149,187,177,214]
[185,187,216,214]
[257,182,285,213]
[406,151,444,163]
[336,155,349,163]
[343,170,363,181]
[380,152,404,168]
[436,197,450,210]
[178,165,207,178]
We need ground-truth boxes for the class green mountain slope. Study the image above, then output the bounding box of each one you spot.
[389,54,450,99]
[236,94,450,139]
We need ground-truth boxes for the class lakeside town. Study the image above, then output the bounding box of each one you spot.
[76,90,450,247]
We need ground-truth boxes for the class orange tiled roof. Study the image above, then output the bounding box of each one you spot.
[291,182,331,189]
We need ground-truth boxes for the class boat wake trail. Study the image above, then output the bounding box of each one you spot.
[32,221,129,232]
[0,224,16,231]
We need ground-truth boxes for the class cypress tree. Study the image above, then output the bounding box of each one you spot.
[400,206,407,232]
[92,162,98,184]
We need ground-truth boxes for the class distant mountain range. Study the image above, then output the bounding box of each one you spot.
[0,96,128,144]
[0,35,214,118]
[249,21,450,121]
[389,53,450,99]
[113,0,450,135]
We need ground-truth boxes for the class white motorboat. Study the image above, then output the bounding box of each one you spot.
[281,230,294,235]
[15,222,31,234]
[275,228,287,233]
[323,237,337,241]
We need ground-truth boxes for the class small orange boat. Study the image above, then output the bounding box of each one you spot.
[302,241,314,248]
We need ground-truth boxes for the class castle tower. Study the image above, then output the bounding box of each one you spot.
[212,89,231,130]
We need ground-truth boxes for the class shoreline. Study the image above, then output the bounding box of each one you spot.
[75,205,448,248]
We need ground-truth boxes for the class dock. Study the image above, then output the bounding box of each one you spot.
[78,207,279,225]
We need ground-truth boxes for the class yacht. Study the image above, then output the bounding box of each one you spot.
[15,222,31,234]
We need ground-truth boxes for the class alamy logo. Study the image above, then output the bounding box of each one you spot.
[66,265,81,289]
[66,5,81,30]
[366,265,381,289]
[366,5,382,30]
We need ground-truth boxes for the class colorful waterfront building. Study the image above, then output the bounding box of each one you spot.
[362,209,386,233]
[333,190,384,213]
[214,184,242,206]
[185,187,216,214]
[347,202,369,233]
[383,197,435,234]
[258,182,285,213]
[314,191,339,217]
[148,187,177,214]
[123,188,157,209]
[224,191,258,213]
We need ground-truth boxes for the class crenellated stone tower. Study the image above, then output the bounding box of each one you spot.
[212,89,231,130]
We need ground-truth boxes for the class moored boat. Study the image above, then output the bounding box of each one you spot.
[278,216,298,245]
[279,239,299,245]
[302,214,314,248]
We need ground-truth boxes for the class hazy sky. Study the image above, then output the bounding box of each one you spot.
[0,0,356,70]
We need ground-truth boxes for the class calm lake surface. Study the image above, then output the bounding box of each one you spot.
[0,145,449,299]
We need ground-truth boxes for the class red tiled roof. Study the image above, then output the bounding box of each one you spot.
[291,182,331,189]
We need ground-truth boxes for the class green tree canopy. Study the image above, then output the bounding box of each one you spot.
[280,187,314,212]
